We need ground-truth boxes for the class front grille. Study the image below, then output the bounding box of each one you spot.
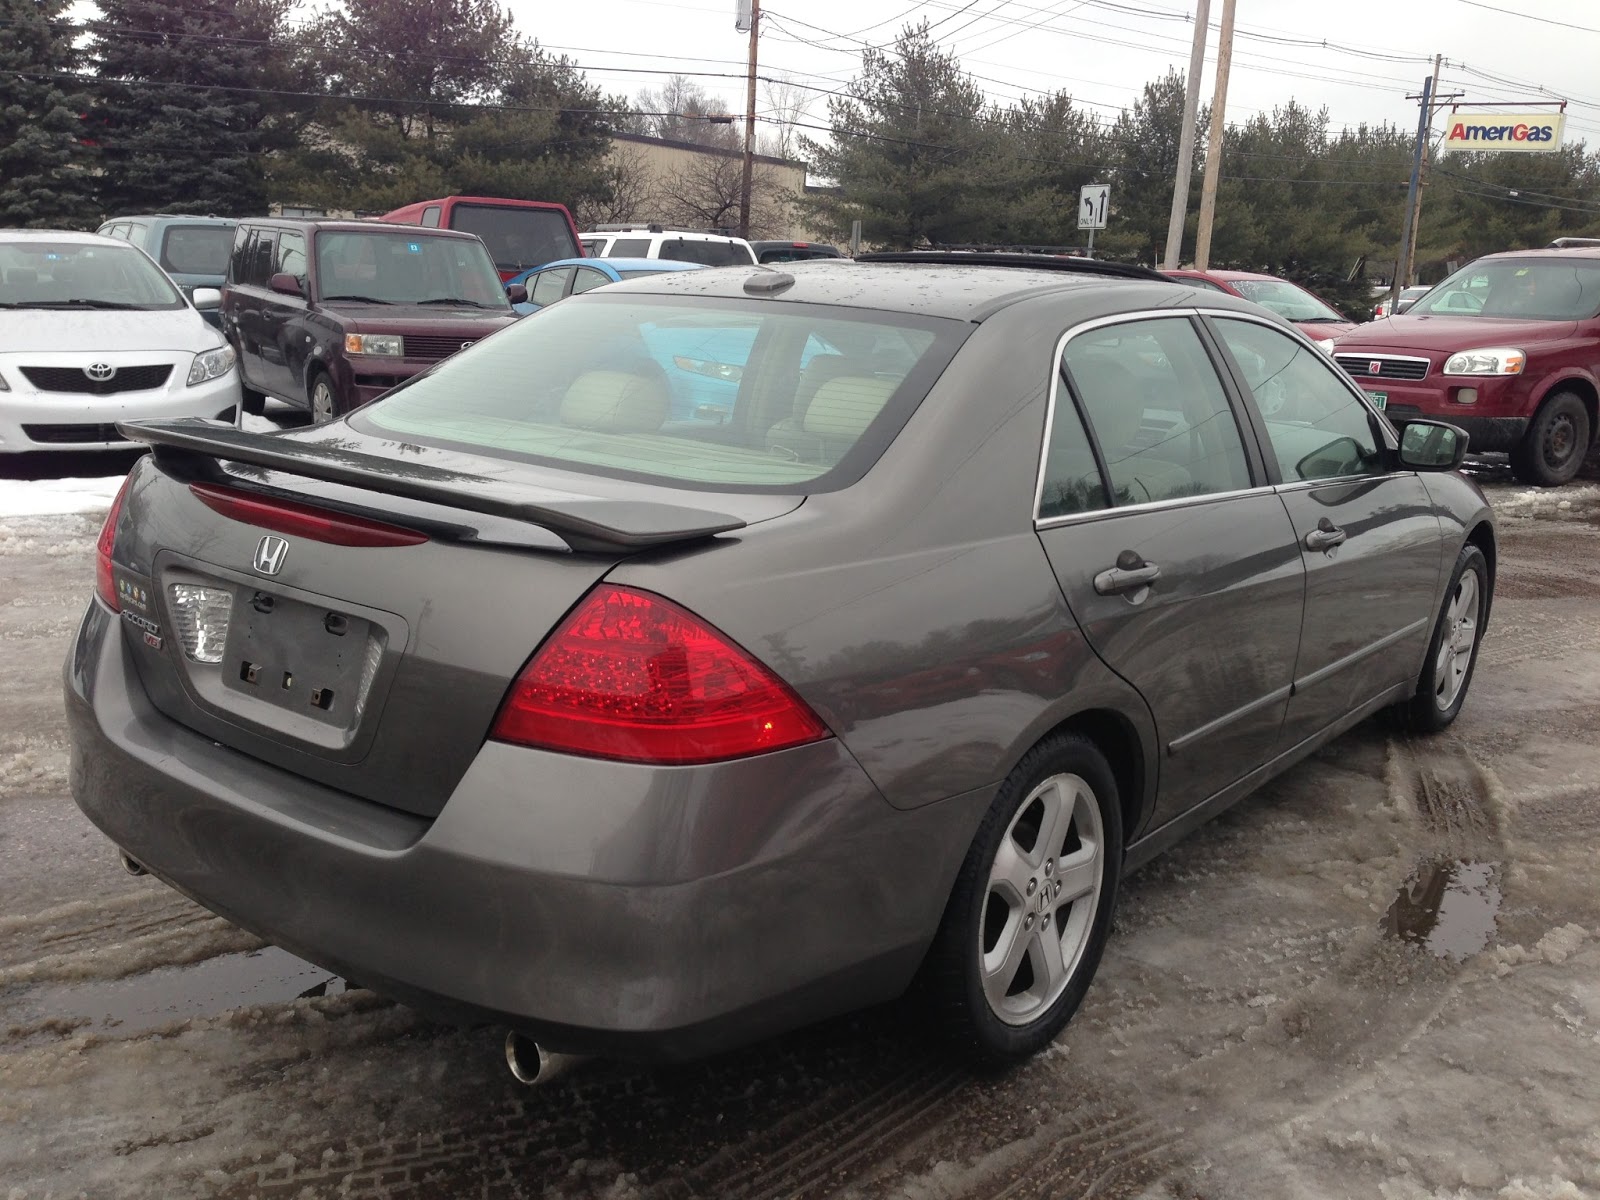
[22,423,128,444]
[20,364,173,395]
[1334,355,1429,382]
[405,335,479,363]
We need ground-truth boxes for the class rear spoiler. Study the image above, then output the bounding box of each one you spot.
[116,419,747,553]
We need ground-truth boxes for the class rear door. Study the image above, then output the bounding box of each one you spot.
[257,230,310,399]
[1208,315,1443,747]
[1035,314,1306,829]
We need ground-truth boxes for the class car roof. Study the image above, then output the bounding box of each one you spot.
[584,230,750,244]
[595,258,1250,323]
[239,218,482,240]
[0,229,124,246]
[98,214,238,226]
[1475,246,1600,263]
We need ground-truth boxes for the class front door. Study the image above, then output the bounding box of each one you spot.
[1035,315,1306,831]
[1208,316,1444,748]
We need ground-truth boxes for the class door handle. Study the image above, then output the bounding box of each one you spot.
[1094,550,1162,596]
[1304,517,1348,552]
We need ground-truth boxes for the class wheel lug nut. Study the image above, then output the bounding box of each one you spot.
[1042,912,1051,929]
[1024,914,1035,930]
[1027,878,1037,895]
[1044,859,1054,877]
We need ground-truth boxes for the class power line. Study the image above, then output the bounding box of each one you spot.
[1452,0,1600,35]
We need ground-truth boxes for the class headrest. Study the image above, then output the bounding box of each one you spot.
[560,370,670,434]
[801,375,898,440]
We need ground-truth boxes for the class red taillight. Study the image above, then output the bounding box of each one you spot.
[188,483,427,547]
[490,585,829,765]
[96,475,133,610]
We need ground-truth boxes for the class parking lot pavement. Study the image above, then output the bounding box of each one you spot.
[2,476,1600,1199]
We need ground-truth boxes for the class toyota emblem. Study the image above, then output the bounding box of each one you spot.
[85,362,117,383]
[252,535,289,576]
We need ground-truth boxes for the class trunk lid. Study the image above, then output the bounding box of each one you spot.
[110,418,801,817]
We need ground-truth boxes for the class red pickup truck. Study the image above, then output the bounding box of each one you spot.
[1331,246,1600,485]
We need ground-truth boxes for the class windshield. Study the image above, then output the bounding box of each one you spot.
[1229,278,1345,322]
[358,295,964,492]
[159,225,234,276]
[0,240,184,309]
[1409,259,1600,321]
[314,232,509,308]
[448,204,578,273]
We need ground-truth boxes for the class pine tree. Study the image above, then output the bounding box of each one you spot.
[87,0,295,216]
[0,0,96,228]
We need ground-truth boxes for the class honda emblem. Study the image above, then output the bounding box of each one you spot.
[252,535,289,576]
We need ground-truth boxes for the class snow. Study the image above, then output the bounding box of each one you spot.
[0,474,126,517]
[1491,484,1600,520]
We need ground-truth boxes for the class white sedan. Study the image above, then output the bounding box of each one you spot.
[0,230,241,454]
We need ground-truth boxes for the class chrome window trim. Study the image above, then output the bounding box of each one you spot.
[1272,471,1411,494]
[1033,306,1262,527]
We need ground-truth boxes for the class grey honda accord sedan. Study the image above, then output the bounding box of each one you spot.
[65,253,1494,1071]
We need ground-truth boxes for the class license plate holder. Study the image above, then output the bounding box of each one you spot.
[222,588,375,727]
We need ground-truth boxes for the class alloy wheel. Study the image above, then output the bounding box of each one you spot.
[312,378,336,424]
[1434,569,1480,711]
[980,772,1104,1026]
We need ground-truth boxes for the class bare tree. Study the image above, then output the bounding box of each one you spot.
[573,145,656,228]
[656,149,792,238]
[758,73,812,160]
[634,75,740,148]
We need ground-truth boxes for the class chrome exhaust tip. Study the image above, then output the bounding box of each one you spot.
[504,1031,587,1087]
[118,851,148,877]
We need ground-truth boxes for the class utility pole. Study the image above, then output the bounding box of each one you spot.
[1162,0,1210,270]
[738,0,760,240]
[1394,54,1447,309]
[1192,0,1236,271]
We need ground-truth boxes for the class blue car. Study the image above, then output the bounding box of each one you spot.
[507,257,704,316]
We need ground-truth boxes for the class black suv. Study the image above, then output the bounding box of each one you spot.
[221,219,523,422]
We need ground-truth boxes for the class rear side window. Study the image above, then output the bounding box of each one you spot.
[159,225,234,276]
[1038,372,1110,520]
[231,229,275,288]
[358,296,963,492]
[661,239,753,267]
[421,206,442,228]
[529,266,572,307]
[609,238,650,257]
[571,266,610,294]
[275,231,308,283]
[1062,317,1253,506]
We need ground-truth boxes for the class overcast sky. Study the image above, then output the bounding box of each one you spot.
[509,0,1600,156]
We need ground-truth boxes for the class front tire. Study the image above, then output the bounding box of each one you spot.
[1394,542,1489,733]
[1510,391,1589,486]
[309,372,338,424]
[923,733,1123,1066]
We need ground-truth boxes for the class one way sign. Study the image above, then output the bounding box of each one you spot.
[1078,184,1110,231]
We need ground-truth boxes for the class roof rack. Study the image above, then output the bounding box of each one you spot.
[1547,237,1600,249]
[855,251,1165,282]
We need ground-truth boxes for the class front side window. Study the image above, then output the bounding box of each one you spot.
[159,225,234,276]
[0,240,184,310]
[358,296,961,492]
[246,231,277,288]
[1062,317,1253,505]
[529,266,572,307]
[314,232,508,309]
[1409,258,1600,321]
[1212,317,1384,482]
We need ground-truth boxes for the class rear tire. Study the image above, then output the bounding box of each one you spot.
[1510,391,1589,486]
[1393,543,1488,733]
[922,733,1123,1067]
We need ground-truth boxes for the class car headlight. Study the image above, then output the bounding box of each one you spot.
[186,345,236,386]
[1443,347,1524,376]
[345,333,403,356]
[1314,338,1336,355]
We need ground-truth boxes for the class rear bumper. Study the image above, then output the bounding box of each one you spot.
[64,600,986,1059]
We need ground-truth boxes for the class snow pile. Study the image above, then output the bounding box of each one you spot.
[0,475,126,518]
[1491,923,1590,974]
[1490,484,1600,520]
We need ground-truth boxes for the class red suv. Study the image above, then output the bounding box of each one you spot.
[222,220,522,423]
[1332,247,1600,485]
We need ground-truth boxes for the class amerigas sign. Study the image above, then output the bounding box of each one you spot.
[1444,112,1566,153]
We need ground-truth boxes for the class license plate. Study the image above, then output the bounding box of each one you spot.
[1366,391,1387,410]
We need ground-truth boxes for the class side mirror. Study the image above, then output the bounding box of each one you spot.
[268,272,303,298]
[1397,419,1469,471]
[505,284,528,305]
[191,287,222,311]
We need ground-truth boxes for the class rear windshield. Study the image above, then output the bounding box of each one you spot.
[1409,259,1600,321]
[1229,278,1345,323]
[314,231,509,308]
[159,225,234,276]
[660,239,754,267]
[357,295,964,491]
[448,204,577,273]
[0,240,184,310]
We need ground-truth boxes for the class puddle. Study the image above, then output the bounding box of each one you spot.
[1382,859,1501,961]
[6,946,355,1040]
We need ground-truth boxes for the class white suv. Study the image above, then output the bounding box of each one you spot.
[579,226,758,267]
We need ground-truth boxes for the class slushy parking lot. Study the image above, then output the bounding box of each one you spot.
[3,460,1600,1199]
